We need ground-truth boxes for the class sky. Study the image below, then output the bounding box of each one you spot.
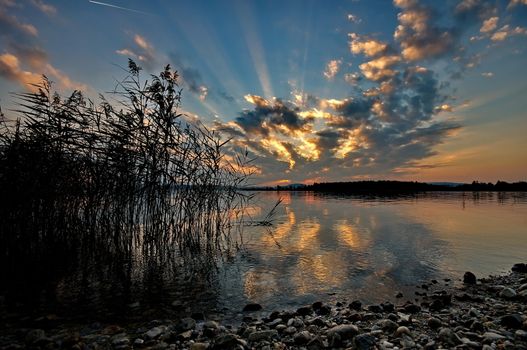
[0,0,526,185]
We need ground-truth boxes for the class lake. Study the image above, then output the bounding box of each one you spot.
[214,191,527,320]
[2,191,527,323]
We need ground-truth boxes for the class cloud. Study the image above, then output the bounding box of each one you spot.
[116,33,156,68]
[0,53,42,89]
[30,0,56,16]
[347,14,361,23]
[508,0,527,9]
[349,33,389,57]
[481,72,493,78]
[323,59,342,80]
[480,16,498,33]
[0,9,38,38]
[0,51,87,92]
[393,1,454,61]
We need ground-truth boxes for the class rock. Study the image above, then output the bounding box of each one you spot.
[283,326,297,335]
[394,326,412,338]
[178,317,196,331]
[438,327,462,346]
[101,325,124,335]
[203,321,220,337]
[501,314,523,329]
[134,338,144,346]
[429,299,444,311]
[191,343,209,350]
[293,330,312,345]
[368,304,383,313]
[512,263,527,273]
[306,336,325,350]
[403,303,421,314]
[499,287,517,299]
[326,324,359,340]
[287,317,304,328]
[482,332,506,342]
[381,302,395,313]
[296,306,313,316]
[395,292,403,298]
[112,336,130,346]
[349,300,362,310]
[315,304,331,315]
[515,330,527,341]
[243,303,263,312]
[146,326,164,339]
[25,329,46,345]
[464,271,477,284]
[248,330,278,342]
[354,334,376,350]
[377,319,398,332]
[212,334,239,349]
[519,283,527,291]
[427,317,442,329]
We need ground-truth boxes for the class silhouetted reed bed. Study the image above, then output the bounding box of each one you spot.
[0,60,252,311]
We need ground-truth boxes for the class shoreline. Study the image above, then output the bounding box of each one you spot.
[1,264,526,349]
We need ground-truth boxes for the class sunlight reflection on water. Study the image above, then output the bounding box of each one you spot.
[217,191,527,316]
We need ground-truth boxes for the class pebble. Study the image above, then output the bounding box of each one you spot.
[499,287,517,299]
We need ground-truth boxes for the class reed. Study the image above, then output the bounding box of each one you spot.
[0,60,252,300]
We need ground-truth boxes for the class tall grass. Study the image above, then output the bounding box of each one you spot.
[0,60,252,303]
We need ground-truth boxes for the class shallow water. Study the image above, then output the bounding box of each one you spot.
[3,191,527,323]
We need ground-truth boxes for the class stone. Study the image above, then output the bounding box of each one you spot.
[403,303,421,314]
[287,317,304,328]
[499,287,517,299]
[191,312,205,321]
[482,332,506,342]
[464,271,477,284]
[349,300,362,310]
[191,343,209,350]
[146,326,164,339]
[382,302,395,313]
[394,326,412,338]
[296,306,313,316]
[519,283,527,291]
[212,334,239,349]
[501,314,523,329]
[512,263,527,273]
[293,331,312,345]
[427,317,442,329]
[283,326,296,335]
[306,336,325,350]
[515,330,527,341]
[178,317,196,331]
[315,304,331,315]
[438,327,462,346]
[395,292,403,298]
[377,319,398,332]
[248,330,278,342]
[326,324,359,340]
[243,303,263,312]
[368,304,383,313]
[25,329,46,345]
[354,333,376,350]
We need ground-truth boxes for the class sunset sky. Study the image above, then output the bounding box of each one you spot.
[1,0,526,185]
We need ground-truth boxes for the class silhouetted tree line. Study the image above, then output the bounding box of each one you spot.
[0,60,250,303]
[269,180,527,193]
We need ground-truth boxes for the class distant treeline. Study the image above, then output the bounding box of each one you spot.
[253,180,527,193]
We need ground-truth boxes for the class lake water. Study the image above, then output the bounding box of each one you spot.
[3,191,527,323]
[214,191,527,319]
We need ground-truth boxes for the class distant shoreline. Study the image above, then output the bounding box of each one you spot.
[244,180,527,193]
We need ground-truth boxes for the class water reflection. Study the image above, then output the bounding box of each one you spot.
[222,191,527,313]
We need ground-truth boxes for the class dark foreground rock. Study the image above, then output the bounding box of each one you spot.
[1,264,527,349]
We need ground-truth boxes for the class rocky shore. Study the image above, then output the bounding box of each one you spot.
[1,263,527,350]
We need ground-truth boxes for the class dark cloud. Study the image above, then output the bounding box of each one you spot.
[235,97,311,137]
